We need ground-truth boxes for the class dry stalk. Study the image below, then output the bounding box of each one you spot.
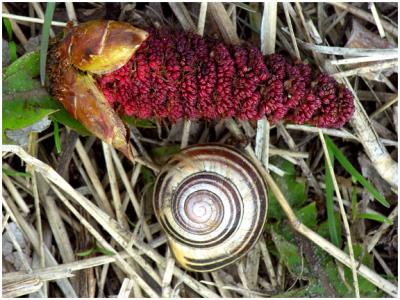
[1,12,67,27]
[2,145,220,298]
[168,2,196,31]
[47,182,161,297]
[256,1,276,172]
[65,2,77,24]
[117,278,135,298]
[222,120,398,297]
[2,193,77,297]
[110,147,153,241]
[328,2,397,36]
[102,142,129,230]
[208,2,240,45]
[346,83,398,188]
[366,205,398,253]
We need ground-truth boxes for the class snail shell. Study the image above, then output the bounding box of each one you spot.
[153,144,268,272]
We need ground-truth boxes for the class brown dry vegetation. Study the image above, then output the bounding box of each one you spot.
[2,2,398,298]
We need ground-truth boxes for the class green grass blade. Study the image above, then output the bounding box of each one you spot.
[2,168,32,178]
[3,18,13,40]
[40,2,56,86]
[357,213,393,225]
[53,120,61,153]
[324,135,390,208]
[8,41,17,63]
[324,140,340,247]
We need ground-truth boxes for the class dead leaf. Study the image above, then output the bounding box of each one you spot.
[345,20,396,81]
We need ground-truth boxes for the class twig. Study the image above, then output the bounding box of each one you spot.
[277,124,324,197]
[110,148,153,242]
[260,1,277,54]
[285,124,397,147]
[1,12,67,27]
[48,182,161,298]
[208,2,240,45]
[256,1,276,171]
[370,96,398,119]
[102,142,129,230]
[181,120,191,149]
[211,271,233,298]
[295,37,397,57]
[2,174,30,215]
[330,55,398,65]
[283,2,301,59]
[365,205,398,253]
[161,249,175,298]
[75,138,115,218]
[197,2,208,36]
[332,60,397,79]
[2,193,77,297]
[345,82,398,188]
[65,2,78,24]
[168,2,196,31]
[259,236,278,289]
[328,2,397,36]
[117,278,134,298]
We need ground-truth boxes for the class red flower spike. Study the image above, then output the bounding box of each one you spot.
[96,27,354,128]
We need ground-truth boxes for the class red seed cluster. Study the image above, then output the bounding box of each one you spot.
[97,28,354,128]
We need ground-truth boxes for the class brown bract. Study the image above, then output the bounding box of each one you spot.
[47,20,148,161]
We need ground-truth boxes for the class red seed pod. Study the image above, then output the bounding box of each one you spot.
[97,27,354,128]
[48,20,355,159]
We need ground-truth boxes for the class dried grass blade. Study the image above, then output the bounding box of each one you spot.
[169,2,196,31]
[208,2,240,44]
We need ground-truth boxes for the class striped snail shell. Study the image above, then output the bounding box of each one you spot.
[153,144,268,272]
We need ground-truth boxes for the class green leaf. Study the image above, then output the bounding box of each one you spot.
[3,51,40,78]
[268,157,307,220]
[3,98,57,130]
[151,144,181,158]
[121,115,156,128]
[343,243,381,297]
[40,2,55,86]
[3,18,13,40]
[3,72,41,94]
[317,213,342,248]
[324,142,341,247]
[2,168,31,178]
[94,246,115,256]
[141,166,156,186]
[324,136,389,208]
[296,202,317,230]
[76,245,115,257]
[271,229,308,278]
[76,247,95,257]
[8,41,17,63]
[273,279,326,297]
[53,120,61,153]
[49,110,91,137]
[357,212,393,225]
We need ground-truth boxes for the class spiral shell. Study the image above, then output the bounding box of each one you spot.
[153,144,268,272]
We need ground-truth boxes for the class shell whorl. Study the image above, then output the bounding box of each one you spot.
[153,144,268,272]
